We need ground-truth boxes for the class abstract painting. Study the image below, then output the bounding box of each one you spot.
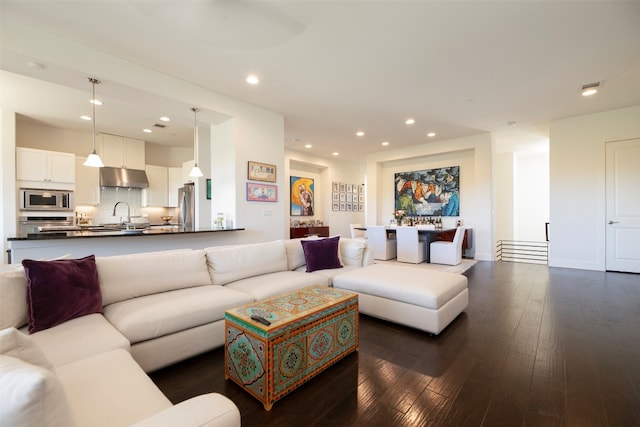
[394,166,460,216]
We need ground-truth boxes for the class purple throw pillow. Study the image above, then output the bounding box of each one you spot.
[301,236,343,273]
[22,255,102,334]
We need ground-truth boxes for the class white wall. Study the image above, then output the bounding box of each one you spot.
[549,105,640,270]
[514,151,549,241]
[366,133,494,261]
[1,111,18,263]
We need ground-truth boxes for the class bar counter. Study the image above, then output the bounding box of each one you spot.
[6,227,245,264]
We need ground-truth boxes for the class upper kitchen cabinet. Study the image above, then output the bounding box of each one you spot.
[143,165,182,207]
[75,156,100,206]
[16,147,75,186]
[97,133,145,170]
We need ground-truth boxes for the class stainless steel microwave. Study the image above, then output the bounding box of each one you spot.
[20,188,74,211]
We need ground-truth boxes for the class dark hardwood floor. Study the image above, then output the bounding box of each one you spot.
[150,262,640,426]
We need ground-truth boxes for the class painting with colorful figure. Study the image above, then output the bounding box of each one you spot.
[394,166,460,216]
[290,176,314,216]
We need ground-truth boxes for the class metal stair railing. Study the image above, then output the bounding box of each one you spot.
[496,240,548,265]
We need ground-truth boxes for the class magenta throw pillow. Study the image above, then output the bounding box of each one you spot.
[22,255,102,334]
[301,236,343,273]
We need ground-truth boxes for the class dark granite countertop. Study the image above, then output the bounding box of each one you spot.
[8,227,245,241]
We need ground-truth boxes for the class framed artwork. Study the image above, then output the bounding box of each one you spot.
[353,184,358,193]
[359,195,364,203]
[332,192,339,201]
[347,193,352,203]
[359,185,363,194]
[332,182,339,192]
[332,201,339,211]
[246,182,277,202]
[206,179,212,200]
[339,193,346,202]
[339,183,346,192]
[340,202,346,211]
[359,203,364,211]
[290,176,314,216]
[248,161,276,182]
[346,184,353,193]
[347,203,352,211]
[395,165,460,216]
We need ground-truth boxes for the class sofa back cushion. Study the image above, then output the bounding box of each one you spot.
[205,240,288,285]
[97,249,211,306]
[0,269,29,329]
[285,238,307,271]
[0,355,75,427]
[339,238,367,267]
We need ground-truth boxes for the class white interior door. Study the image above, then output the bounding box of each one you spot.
[606,139,640,273]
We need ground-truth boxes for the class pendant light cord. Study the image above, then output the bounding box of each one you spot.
[192,107,199,166]
[89,77,100,154]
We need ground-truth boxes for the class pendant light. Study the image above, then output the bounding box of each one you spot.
[83,77,104,167]
[189,107,203,178]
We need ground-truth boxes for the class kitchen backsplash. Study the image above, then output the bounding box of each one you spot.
[75,188,178,225]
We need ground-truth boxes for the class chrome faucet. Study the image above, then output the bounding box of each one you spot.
[112,201,131,225]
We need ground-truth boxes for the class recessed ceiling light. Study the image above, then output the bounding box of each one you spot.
[427,132,436,137]
[143,129,152,133]
[160,116,170,122]
[305,144,312,149]
[507,121,517,126]
[80,115,91,121]
[382,141,389,146]
[405,118,415,125]
[28,61,44,70]
[89,99,102,106]
[356,131,365,137]
[332,152,339,156]
[246,75,259,85]
[581,81,600,96]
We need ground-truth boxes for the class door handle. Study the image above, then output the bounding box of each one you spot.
[608,221,619,225]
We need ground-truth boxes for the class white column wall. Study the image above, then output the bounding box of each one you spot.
[549,105,640,270]
[1,111,18,263]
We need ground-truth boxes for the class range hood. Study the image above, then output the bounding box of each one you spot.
[100,167,149,189]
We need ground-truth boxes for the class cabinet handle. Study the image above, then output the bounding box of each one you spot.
[608,221,619,225]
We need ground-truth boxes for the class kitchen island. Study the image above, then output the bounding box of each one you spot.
[6,227,245,264]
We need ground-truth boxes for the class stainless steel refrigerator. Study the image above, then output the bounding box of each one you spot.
[178,182,195,231]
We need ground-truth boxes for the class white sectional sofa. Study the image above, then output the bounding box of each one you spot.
[0,237,372,427]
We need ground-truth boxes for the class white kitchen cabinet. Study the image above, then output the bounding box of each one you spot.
[168,167,183,207]
[97,134,145,170]
[74,156,100,206]
[16,147,75,184]
[144,164,169,207]
[143,165,183,207]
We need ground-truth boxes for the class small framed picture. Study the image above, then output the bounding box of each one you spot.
[339,183,346,192]
[332,201,339,211]
[332,192,339,201]
[358,195,364,203]
[359,185,363,194]
[353,184,358,193]
[346,184,353,193]
[206,179,212,200]
[339,193,346,202]
[347,203,352,211]
[246,182,277,202]
[247,161,276,182]
[332,182,339,192]
[340,202,346,211]
[346,193,352,203]
[359,203,364,211]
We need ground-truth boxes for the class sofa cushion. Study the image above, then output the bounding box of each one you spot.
[56,349,172,427]
[103,286,253,344]
[224,271,328,301]
[0,269,29,329]
[0,355,74,427]
[27,313,130,368]
[131,393,241,427]
[0,327,52,370]
[205,240,288,286]
[301,236,343,272]
[97,249,212,306]
[339,238,367,267]
[22,255,102,333]
[304,265,362,286]
[285,238,307,271]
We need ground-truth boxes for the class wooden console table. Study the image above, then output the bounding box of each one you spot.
[290,226,330,239]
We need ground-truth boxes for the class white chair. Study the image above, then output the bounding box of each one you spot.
[349,223,367,242]
[396,226,426,264]
[367,226,397,260]
[430,227,465,265]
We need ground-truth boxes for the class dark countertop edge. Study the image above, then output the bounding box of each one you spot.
[7,228,245,241]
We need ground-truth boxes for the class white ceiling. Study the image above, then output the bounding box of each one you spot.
[2,1,640,161]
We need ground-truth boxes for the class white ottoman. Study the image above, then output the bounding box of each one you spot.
[333,264,468,335]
